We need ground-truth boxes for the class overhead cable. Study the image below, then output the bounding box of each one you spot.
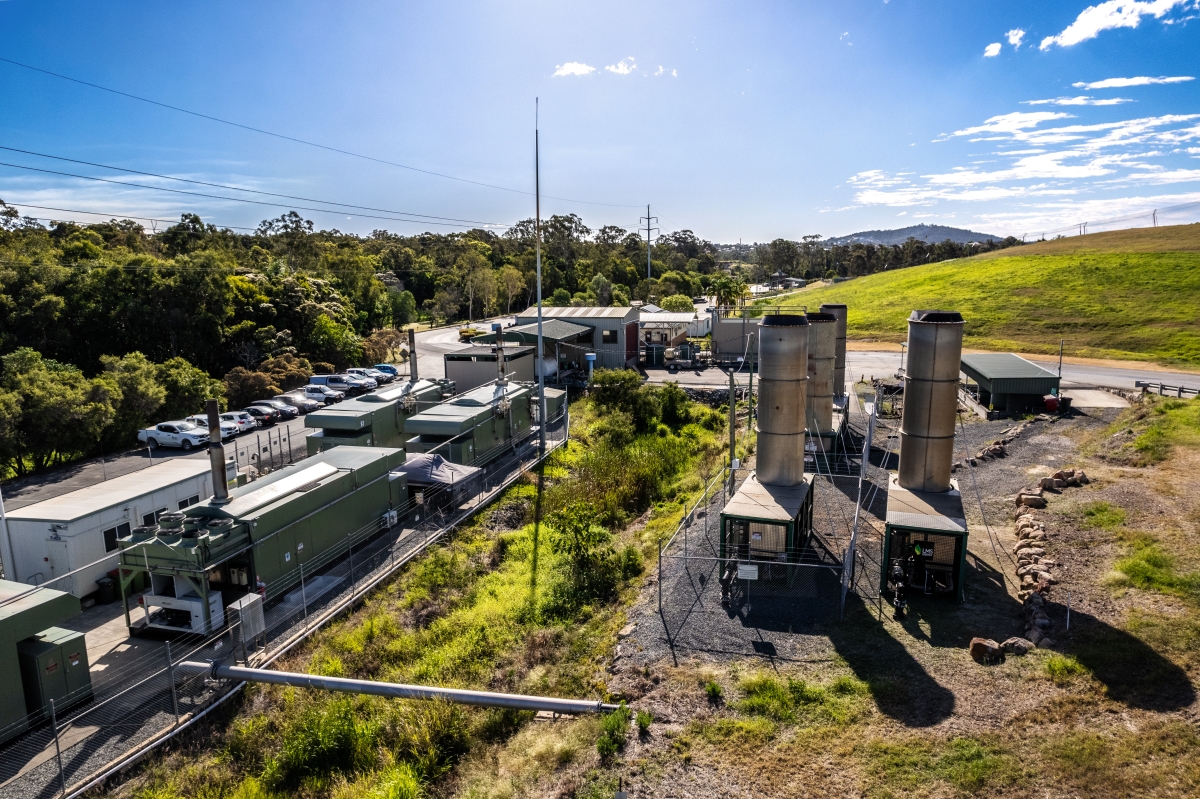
[0,145,502,225]
[0,161,508,229]
[0,55,643,209]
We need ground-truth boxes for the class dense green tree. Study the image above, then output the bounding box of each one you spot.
[100,352,167,448]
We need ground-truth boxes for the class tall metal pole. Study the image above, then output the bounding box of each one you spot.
[646,204,652,280]
[1058,339,1064,377]
[0,483,14,581]
[536,99,547,456]
[50,698,66,796]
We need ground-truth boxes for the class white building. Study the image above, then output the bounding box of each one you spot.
[514,306,639,369]
[2,459,222,597]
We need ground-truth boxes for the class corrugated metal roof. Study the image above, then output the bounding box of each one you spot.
[472,319,592,344]
[7,460,214,523]
[722,474,811,522]
[516,306,635,321]
[639,312,697,324]
[960,353,1058,380]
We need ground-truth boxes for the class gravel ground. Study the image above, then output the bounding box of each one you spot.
[617,402,1131,731]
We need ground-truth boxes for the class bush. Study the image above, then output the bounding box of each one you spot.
[596,703,631,759]
[257,353,313,392]
[261,699,378,790]
[636,710,652,736]
[659,294,695,312]
[704,680,724,703]
[223,367,281,409]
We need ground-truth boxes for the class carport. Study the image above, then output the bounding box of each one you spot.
[960,353,1060,414]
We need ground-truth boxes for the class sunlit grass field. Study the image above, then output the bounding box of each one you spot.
[772,224,1200,366]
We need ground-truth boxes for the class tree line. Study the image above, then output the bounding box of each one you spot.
[744,234,1024,280]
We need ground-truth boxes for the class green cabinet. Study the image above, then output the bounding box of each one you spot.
[16,626,91,722]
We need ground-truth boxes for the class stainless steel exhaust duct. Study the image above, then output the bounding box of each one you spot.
[407,328,418,382]
[756,314,808,486]
[205,398,230,504]
[898,310,964,493]
[818,304,847,399]
[804,313,837,449]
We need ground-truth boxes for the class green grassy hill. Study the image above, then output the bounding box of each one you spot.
[772,223,1200,366]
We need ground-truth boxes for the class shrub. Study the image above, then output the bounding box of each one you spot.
[261,699,378,790]
[596,703,631,759]
[704,680,724,703]
[224,367,280,409]
[1045,655,1089,685]
[636,710,652,736]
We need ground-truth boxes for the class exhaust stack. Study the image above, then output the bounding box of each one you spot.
[205,398,230,504]
[819,303,847,399]
[898,310,964,493]
[407,328,418,382]
[756,314,809,487]
[805,313,837,448]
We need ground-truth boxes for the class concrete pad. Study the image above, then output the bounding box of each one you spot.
[1062,389,1129,408]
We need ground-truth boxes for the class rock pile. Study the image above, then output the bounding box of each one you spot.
[952,420,1032,472]
[1037,467,1090,491]
[1012,505,1061,648]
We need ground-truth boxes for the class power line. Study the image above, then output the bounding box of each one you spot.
[0,55,643,209]
[0,161,508,229]
[4,202,260,231]
[0,145,502,226]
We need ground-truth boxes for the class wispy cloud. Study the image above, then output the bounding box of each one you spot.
[1006,28,1026,47]
[1024,96,1133,106]
[984,42,1002,57]
[937,111,1074,141]
[1040,0,1191,50]
[605,57,637,75]
[553,62,595,77]
[1073,75,1194,89]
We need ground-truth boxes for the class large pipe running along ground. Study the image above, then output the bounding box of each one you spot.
[176,661,620,714]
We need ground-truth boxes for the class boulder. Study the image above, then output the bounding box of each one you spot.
[1001,637,1034,655]
[1027,627,1045,646]
[1078,472,1090,484]
[1066,476,1082,487]
[1052,478,1067,489]
[969,637,1005,665]
[1026,592,1045,607]
[1037,636,1057,649]
[1019,495,1048,509]
[1039,477,1057,490]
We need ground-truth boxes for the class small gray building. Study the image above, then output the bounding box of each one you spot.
[515,306,639,369]
[960,353,1060,413]
[444,344,535,392]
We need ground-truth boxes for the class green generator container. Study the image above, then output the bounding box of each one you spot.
[16,626,92,723]
[305,379,444,456]
[0,580,81,742]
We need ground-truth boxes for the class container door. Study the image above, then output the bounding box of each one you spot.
[45,539,73,595]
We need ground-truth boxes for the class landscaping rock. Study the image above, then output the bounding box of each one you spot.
[969,637,1005,665]
[1019,494,1048,509]
[1001,637,1034,655]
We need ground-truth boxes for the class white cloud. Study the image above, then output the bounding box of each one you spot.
[654,66,664,76]
[1024,96,1133,105]
[1007,28,1026,47]
[984,42,1002,57]
[976,190,1200,235]
[605,57,637,75]
[939,111,1074,141]
[553,62,595,77]
[1040,0,1189,50]
[672,69,678,77]
[1073,75,1194,89]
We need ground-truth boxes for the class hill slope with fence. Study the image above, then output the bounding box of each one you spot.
[776,224,1200,367]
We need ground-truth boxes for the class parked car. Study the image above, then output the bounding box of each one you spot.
[342,372,377,391]
[302,384,343,405]
[348,367,392,385]
[373,363,400,378]
[221,411,258,433]
[309,374,362,395]
[274,393,322,413]
[241,405,279,426]
[184,414,240,440]
[251,398,299,419]
[138,421,209,451]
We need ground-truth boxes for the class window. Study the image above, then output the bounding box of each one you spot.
[178,495,200,510]
[103,522,131,552]
[602,329,618,344]
[141,508,166,526]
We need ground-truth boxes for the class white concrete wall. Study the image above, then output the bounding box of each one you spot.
[6,471,212,597]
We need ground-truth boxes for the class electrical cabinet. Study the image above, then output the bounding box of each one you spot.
[16,626,92,722]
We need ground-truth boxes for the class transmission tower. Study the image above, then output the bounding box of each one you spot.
[640,204,659,280]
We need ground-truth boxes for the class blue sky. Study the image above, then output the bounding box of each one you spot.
[0,0,1198,242]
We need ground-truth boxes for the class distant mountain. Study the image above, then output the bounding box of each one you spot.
[824,224,1003,247]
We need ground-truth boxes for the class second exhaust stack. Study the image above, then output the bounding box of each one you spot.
[898,310,964,493]
[756,314,809,487]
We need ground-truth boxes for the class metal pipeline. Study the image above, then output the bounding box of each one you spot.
[176,661,620,714]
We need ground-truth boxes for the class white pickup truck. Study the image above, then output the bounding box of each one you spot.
[138,421,210,451]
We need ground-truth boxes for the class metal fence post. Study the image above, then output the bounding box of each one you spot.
[50,698,66,796]
[299,561,308,627]
[657,539,662,614]
[165,641,180,724]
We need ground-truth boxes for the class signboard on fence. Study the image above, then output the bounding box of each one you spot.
[738,564,759,581]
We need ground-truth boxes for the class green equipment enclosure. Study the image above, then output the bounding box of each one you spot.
[719,473,816,578]
[0,580,85,743]
[880,475,969,603]
[305,379,444,456]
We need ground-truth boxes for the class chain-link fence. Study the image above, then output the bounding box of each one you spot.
[0,410,569,799]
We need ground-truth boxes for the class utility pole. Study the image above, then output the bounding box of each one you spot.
[535,99,547,456]
[640,205,659,280]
